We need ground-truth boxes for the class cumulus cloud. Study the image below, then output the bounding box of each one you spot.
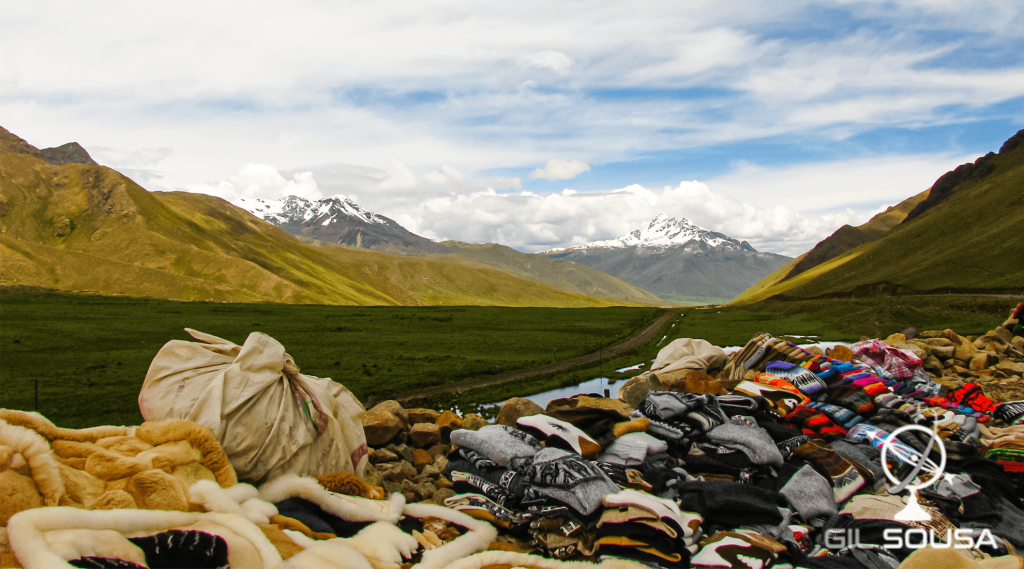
[386,177,876,257]
[529,158,591,181]
[190,164,322,202]
[89,146,173,168]
[520,51,573,74]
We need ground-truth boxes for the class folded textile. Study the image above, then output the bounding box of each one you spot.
[706,417,784,468]
[690,530,788,569]
[517,414,602,459]
[779,464,838,527]
[524,448,619,515]
[599,432,669,466]
[450,425,541,469]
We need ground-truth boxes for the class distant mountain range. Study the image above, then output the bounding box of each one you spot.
[540,214,791,304]
[733,128,1024,303]
[234,195,448,254]
[233,195,663,304]
[0,126,642,307]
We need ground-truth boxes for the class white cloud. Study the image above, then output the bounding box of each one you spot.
[89,146,173,168]
[529,158,591,180]
[520,51,573,74]
[190,164,322,202]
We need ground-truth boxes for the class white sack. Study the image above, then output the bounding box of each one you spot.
[651,338,727,375]
[139,328,368,485]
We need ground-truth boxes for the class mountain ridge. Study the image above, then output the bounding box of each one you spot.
[0,126,630,307]
[731,128,1024,304]
[539,214,791,304]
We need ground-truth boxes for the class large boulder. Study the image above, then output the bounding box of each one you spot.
[369,400,409,426]
[461,414,487,431]
[435,411,464,438]
[969,353,999,371]
[409,423,441,448]
[930,345,955,360]
[407,408,442,424]
[362,409,403,447]
[496,398,544,427]
[617,375,663,408]
[826,345,855,362]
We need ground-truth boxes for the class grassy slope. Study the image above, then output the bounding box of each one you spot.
[436,241,665,305]
[0,150,621,307]
[732,139,1023,303]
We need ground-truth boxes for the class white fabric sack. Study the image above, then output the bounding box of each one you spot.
[139,328,368,485]
[651,338,727,375]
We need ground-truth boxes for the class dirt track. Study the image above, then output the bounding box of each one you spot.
[397,308,684,403]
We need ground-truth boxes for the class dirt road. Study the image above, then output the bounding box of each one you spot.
[397,308,684,403]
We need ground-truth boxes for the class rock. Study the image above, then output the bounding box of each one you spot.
[923,338,954,347]
[412,449,434,468]
[996,361,1024,375]
[617,375,663,408]
[378,460,416,483]
[917,330,945,339]
[546,395,633,417]
[433,455,448,474]
[419,464,441,479]
[934,375,964,391]
[401,479,436,503]
[826,345,855,362]
[432,488,456,506]
[426,444,450,460]
[955,341,977,361]
[995,326,1014,343]
[362,463,383,488]
[902,327,918,340]
[435,411,463,438]
[942,329,963,344]
[653,369,727,395]
[930,345,956,360]
[496,397,544,427]
[383,480,401,496]
[969,353,999,371]
[896,343,928,360]
[362,409,403,447]
[385,443,415,464]
[1012,337,1024,352]
[461,414,487,431]
[409,423,441,448]
[369,400,408,425]
[369,448,399,464]
[923,356,943,373]
[884,333,907,347]
[436,475,453,490]
[407,408,442,424]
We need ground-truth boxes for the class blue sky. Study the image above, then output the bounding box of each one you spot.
[1,0,1022,255]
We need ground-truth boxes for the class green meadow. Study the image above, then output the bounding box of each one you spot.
[1,287,1015,428]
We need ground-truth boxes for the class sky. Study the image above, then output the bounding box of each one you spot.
[2,1,1022,257]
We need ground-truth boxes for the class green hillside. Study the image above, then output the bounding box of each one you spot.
[0,128,624,307]
[732,129,1024,303]
[436,241,665,305]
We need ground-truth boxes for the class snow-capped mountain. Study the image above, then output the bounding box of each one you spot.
[542,213,751,253]
[233,195,446,254]
[538,213,790,303]
[235,195,390,227]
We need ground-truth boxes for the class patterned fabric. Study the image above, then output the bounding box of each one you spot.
[734,381,807,417]
[69,560,147,569]
[690,530,787,568]
[127,530,228,569]
[785,405,848,439]
[851,339,923,380]
[525,448,619,515]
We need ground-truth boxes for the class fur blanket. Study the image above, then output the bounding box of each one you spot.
[0,409,236,525]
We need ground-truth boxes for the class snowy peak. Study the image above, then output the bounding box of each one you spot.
[234,195,390,227]
[542,213,753,253]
